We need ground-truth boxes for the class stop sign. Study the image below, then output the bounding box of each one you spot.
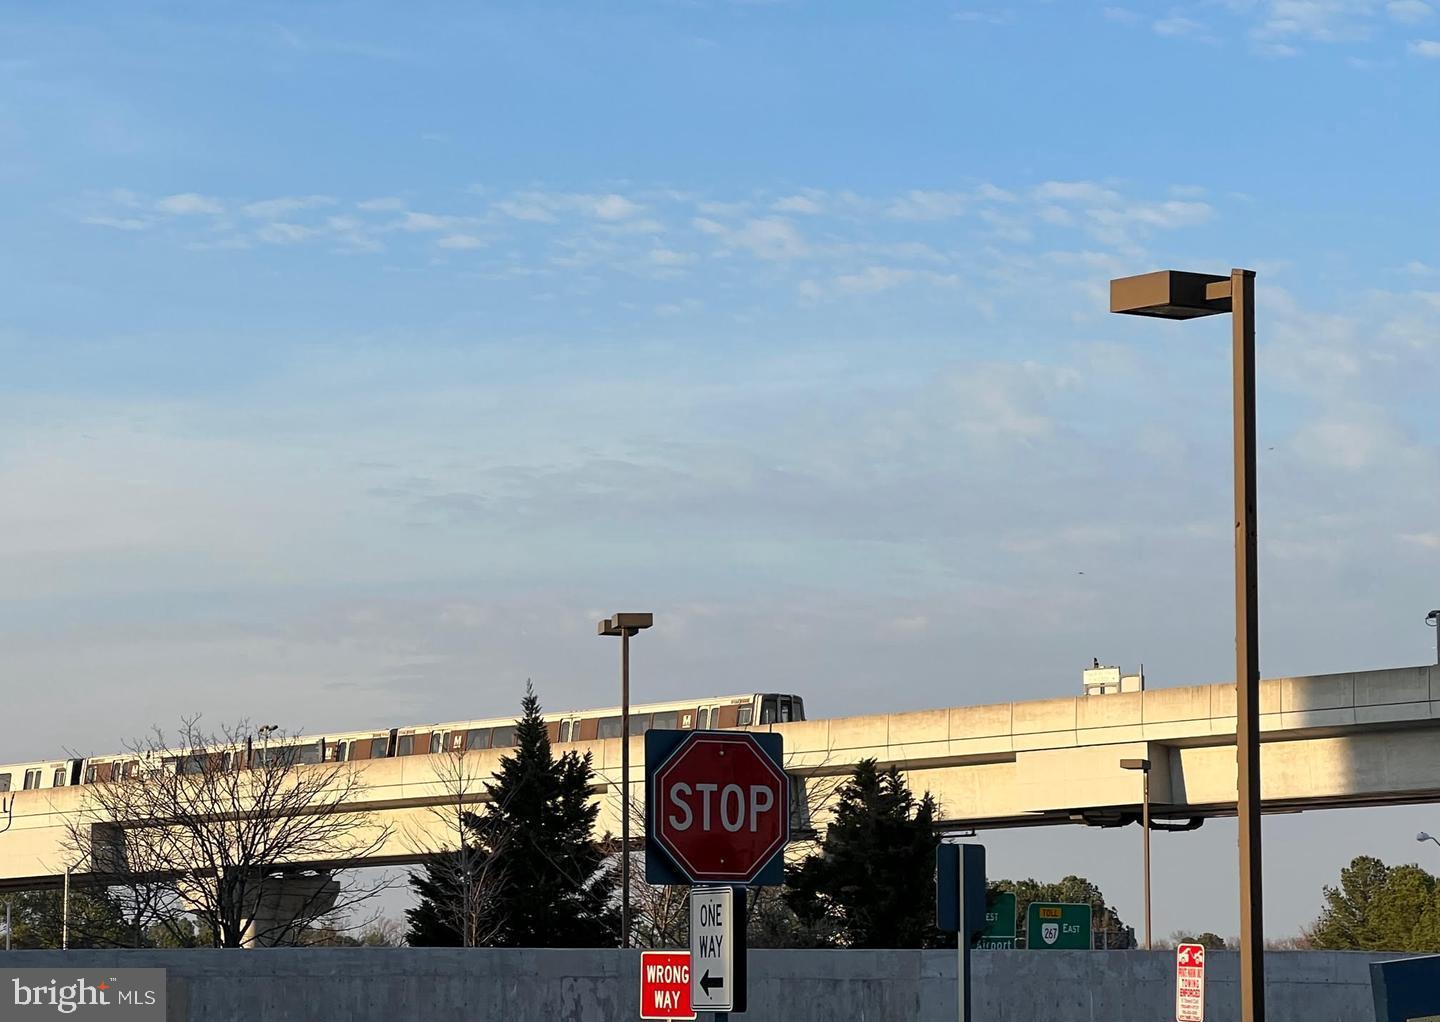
[648,731,789,885]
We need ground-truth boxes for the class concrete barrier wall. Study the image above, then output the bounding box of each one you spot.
[1,948,1401,1021]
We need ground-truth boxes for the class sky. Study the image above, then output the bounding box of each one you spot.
[2,0,1439,940]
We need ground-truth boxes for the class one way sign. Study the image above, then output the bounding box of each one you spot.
[690,886,747,1013]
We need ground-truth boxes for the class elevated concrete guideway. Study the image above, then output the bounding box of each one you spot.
[2,663,1438,888]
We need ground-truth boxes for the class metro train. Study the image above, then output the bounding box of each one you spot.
[0,691,806,795]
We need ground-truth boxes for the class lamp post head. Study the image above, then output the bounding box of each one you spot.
[1419,832,1432,843]
[1110,270,1233,320]
[1426,610,1439,627]
[598,612,653,637]
[1120,758,1152,772]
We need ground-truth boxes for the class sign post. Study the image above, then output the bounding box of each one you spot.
[641,951,697,1021]
[648,730,785,1017]
[1024,902,1092,950]
[1175,943,1206,1022]
[690,886,745,1015]
[935,843,987,1022]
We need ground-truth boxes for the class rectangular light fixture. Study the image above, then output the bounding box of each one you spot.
[1110,270,1231,320]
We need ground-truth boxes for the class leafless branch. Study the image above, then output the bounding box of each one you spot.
[61,718,395,948]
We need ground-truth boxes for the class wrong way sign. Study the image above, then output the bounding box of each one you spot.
[690,886,746,1013]
[640,951,696,1020]
[1176,943,1206,1021]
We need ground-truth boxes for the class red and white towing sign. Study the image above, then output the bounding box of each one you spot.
[1175,943,1206,1021]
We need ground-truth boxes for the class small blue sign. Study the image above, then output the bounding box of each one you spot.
[935,843,987,939]
[1371,955,1440,1022]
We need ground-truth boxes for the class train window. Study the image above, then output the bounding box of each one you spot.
[430,733,443,755]
[651,711,678,731]
[325,742,346,763]
[736,705,754,727]
[759,696,778,725]
[597,716,622,740]
[560,720,572,743]
[178,755,206,775]
[53,768,66,787]
[396,735,414,757]
[697,708,711,730]
[465,728,490,751]
[370,738,389,759]
[121,761,138,779]
[0,773,9,791]
[778,697,794,723]
[628,714,650,737]
[23,769,42,790]
[491,726,516,748]
[792,697,805,721]
[84,765,97,784]
[290,742,319,771]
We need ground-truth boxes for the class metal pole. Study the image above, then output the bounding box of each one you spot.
[5,899,10,951]
[956,854,968,1022]
[1142,768,1152,951]
[62,868,70,950]
[620,626,631,950]
[1232,268,1265,1022]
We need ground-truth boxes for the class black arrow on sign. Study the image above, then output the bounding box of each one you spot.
[700,971,724,994]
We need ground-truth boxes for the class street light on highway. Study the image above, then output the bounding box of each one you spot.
[1417,831,1440,850]
[1110,267,1264,1022]
[1120,757,1153,950]
[1426,611,1439,665]
[598,611,653,950]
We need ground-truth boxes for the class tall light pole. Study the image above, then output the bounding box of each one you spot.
[1426,611,1439,665]
[1121,757,1152,950]
[598,611,653,950]
[1418,831,1440,850]
[1111,268,1263,1022]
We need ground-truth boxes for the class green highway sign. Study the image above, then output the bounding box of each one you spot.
[974,891,1017,949]
[1025,902,1092,950]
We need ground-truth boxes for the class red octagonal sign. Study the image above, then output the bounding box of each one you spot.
[653,731,789,884]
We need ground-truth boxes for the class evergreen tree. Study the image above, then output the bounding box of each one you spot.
[993,875,1136,949]
[1310,855,1440,952]
[3,888,134,949]
[785,758,941,948]
[406,847,471,947]
[407,683,618,947]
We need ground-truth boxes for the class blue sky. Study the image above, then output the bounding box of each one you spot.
[3,1,1439,938]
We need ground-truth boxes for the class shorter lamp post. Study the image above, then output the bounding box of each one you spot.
[598,612,653,950]
[1427,611,1439,665]
[1121,757,1153,950]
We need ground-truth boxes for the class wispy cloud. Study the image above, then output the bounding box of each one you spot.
[155,192,224,215]
[1410,36,1440,53]
[1388,0,1434,23]
[1153,13,1213,40]
[242,195,335,218]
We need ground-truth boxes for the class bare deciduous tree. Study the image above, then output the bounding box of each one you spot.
[401,747,508,947]
[63,718,394,948]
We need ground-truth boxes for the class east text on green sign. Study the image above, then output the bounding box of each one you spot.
[1024,902,1092,950]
